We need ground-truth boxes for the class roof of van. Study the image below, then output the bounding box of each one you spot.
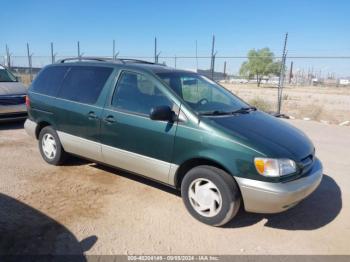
[52,57,196,75]
[123,63,195,75]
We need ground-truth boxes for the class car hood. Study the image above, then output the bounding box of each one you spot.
[0,82,27,96]
[204,111,314,161]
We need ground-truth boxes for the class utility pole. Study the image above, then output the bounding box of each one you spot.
[5,44,11,69]
[50,42,56,64]
[277,33,288,115]
[210,35,215,79]
[154,37,157,63]
[112,40,119,60]
[223,61,227,80]
[77,41,81,59]
[154,37,161,63]
[174,55,177,68]
[195,40,198,71]
[113,40,115,60]
[27,43,33,82]
[289,61,293,84]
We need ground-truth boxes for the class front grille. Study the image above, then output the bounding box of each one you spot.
[0,95,26,106]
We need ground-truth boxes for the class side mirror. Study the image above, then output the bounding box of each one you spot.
[150,106,174,122]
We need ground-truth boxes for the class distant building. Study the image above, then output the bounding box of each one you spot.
[339,79,350,86]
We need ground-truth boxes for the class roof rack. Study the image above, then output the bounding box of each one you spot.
[57,57,166,66]
[57,57,118,64]
[119,59,158,65]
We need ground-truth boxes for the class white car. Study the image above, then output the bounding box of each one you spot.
[229,78,248,84]
[0,65,27,121]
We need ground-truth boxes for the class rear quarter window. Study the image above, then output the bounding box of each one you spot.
[31,66,69,96]
[57,66,113,105]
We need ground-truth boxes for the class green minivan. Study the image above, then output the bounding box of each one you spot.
[25,57,323,226]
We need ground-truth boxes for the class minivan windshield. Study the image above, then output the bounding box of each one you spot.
[156,72,249,115]
[0,69,17,82]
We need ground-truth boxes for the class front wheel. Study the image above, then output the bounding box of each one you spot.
[181,165,241,226]
[38,126,67,165]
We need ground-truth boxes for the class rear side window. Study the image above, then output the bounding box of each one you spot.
[31,66,68,96]
[57,66,113,105]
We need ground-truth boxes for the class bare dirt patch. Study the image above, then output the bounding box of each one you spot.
[0,121,349,255]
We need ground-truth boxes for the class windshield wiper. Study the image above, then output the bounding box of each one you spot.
[231,106,257,114]
[199,110,233,116]
[199,107,257,116]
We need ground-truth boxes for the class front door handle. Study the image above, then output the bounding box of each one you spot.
[87,111,98,120]
[103,115,115,124]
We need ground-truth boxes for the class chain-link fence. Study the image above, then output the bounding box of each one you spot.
[1,54,349,85]
[1,53,349,124]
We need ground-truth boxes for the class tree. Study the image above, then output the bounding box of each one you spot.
[239,48,281,87]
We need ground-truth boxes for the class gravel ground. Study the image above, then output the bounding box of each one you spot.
[0,120,349,255]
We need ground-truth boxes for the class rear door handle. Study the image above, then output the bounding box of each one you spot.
[103,115,115,124]
[87,111,98,120]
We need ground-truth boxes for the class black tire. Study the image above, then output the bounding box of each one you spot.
[181,165,241,226]
[38,126,67,165]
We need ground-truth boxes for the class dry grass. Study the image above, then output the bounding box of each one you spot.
[224,83,350,125]
[18,74,32,86]
[248,97,274,112]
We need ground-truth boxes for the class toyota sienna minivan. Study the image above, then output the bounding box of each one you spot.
[25,57,323,226]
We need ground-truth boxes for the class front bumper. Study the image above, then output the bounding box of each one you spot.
[235,158,323,213]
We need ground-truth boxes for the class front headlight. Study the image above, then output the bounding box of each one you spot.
[254,158,297,177]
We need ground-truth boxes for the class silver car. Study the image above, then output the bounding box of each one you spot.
[0,65,27,121]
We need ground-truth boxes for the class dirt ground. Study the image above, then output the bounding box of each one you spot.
[0,120,349,255]
[223,83,350,125]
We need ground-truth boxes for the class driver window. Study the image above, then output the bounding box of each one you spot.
[182,77,211,103]
[181,77,230,105]
[112,71,174,116]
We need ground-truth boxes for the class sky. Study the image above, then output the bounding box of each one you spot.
[1,0,350,76]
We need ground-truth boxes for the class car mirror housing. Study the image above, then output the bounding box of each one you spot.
[150,106,174,122]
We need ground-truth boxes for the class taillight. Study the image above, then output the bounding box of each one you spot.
[25,95,30,108]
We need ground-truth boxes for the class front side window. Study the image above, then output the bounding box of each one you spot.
[57,66,113,104]
[112,71,173,115]
[157,72,248,114]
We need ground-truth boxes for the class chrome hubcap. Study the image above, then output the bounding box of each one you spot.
[188,178,222,217]
[42,134,57,159]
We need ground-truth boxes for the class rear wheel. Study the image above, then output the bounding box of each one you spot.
[38,126,67,165]
[181,165,241,226]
